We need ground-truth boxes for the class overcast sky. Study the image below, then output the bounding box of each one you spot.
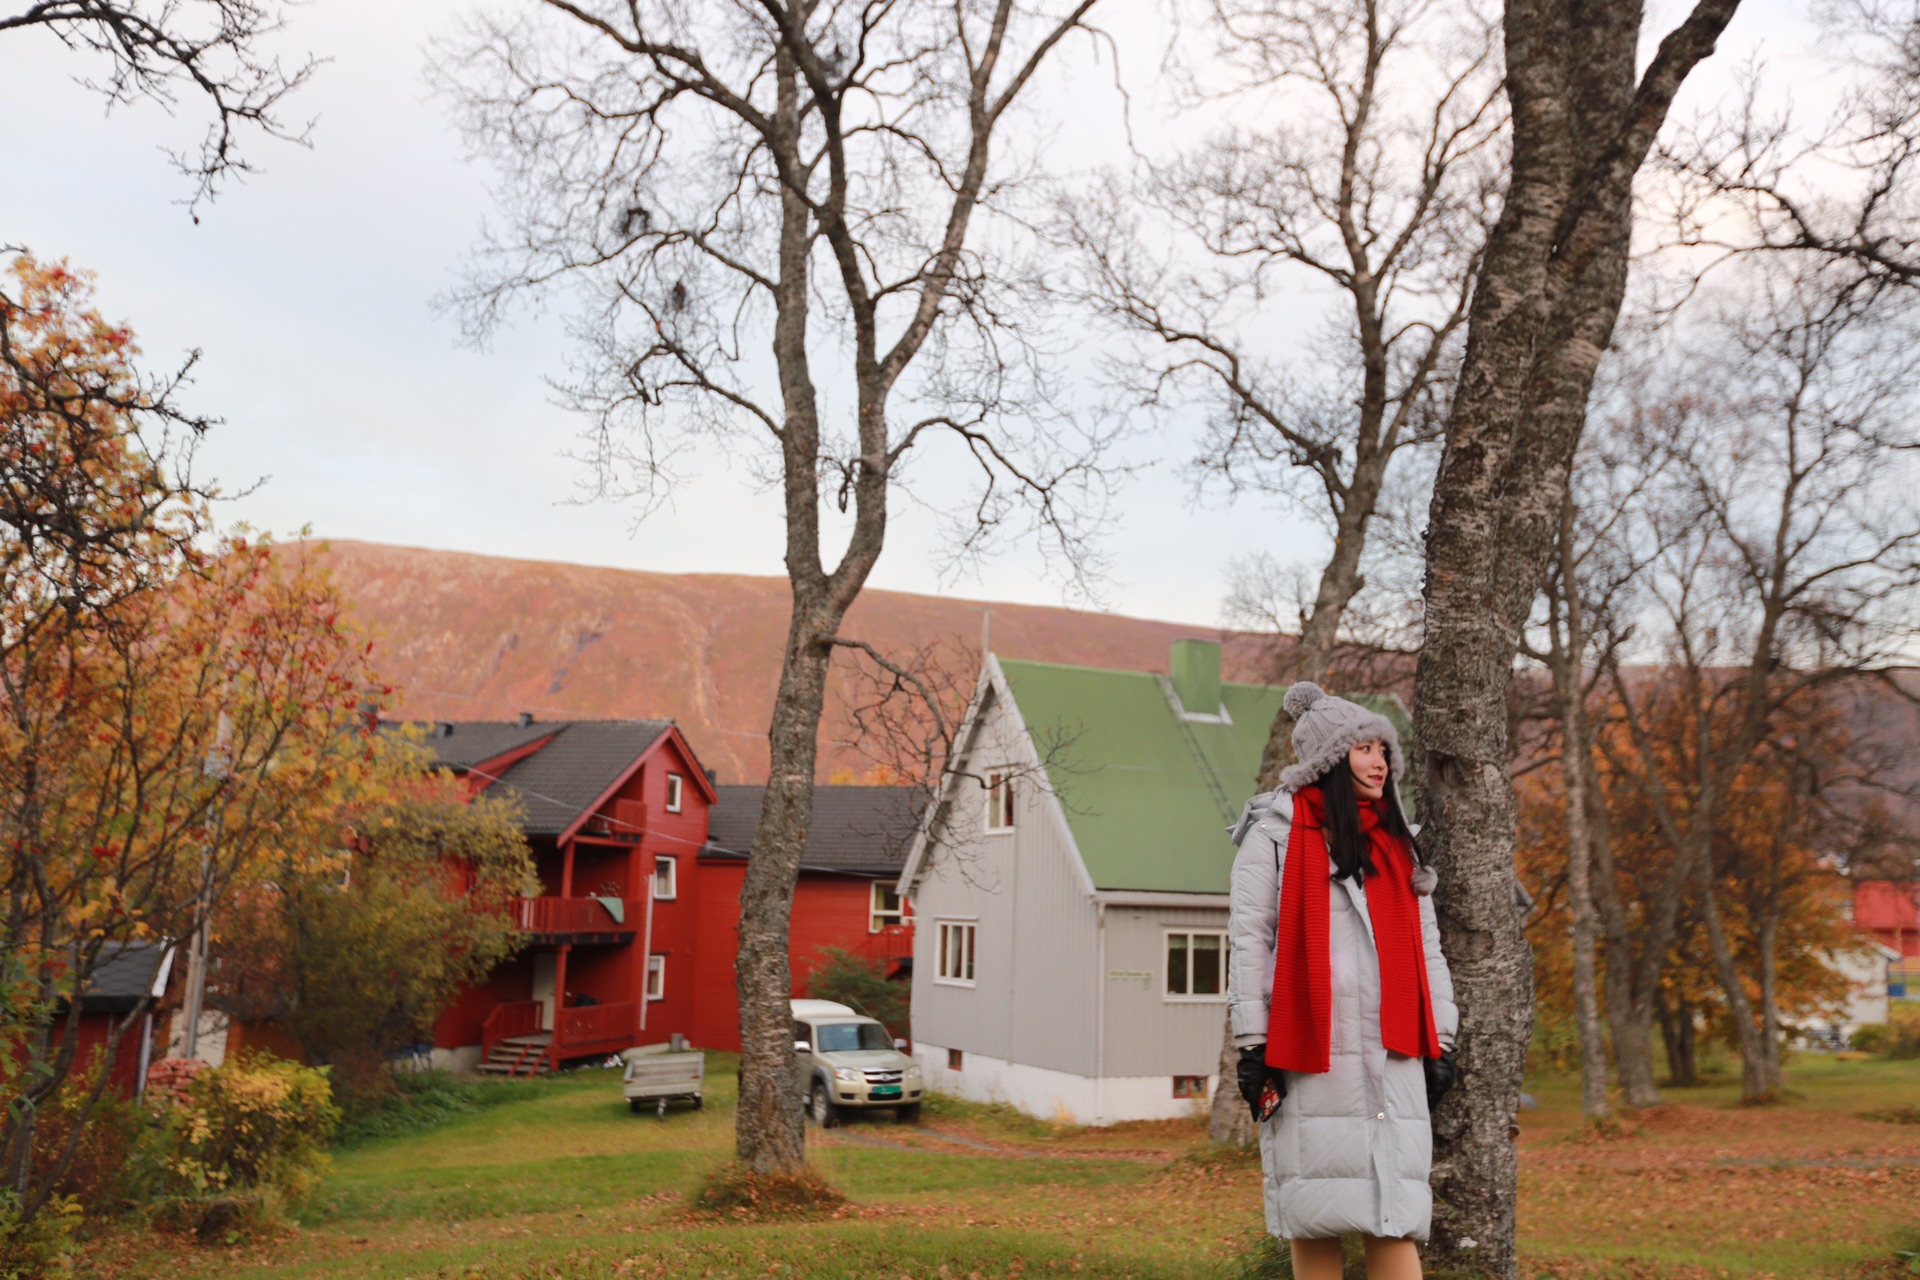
[0,0,1818,626]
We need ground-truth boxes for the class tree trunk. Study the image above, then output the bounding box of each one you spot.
[735,595,839,1173]
[1675,1001,1697,1087]
[1252,459,1382,794]
[1655,992,1698,1087]
[1757,912,1782,1095]
[1209,1020,1255,1146]
[1693,859,1770,1102]
[1608,969,1665,1104]
[1547,499,1610,1122]
[1410,0,1741,1266]
[1561,742,1611,1122]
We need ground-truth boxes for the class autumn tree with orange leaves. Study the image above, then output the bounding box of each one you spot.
[0,254,379,1253]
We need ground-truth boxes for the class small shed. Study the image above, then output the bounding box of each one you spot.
[69,942,175,1097]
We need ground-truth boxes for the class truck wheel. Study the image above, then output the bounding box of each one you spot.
[895,1103,921,1124]
[629,1098,642,1114]
[693,1095,703,1110]
[809,1081,839,1129]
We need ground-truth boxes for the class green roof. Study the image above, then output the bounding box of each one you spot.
[997,657,1410,895]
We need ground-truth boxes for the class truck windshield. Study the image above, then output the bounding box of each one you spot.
[816,1022,893,1052]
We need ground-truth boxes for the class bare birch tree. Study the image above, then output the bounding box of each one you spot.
[1052,0,1501,1148]
[436,0,1117,1177]
[1407,0,1744,1271]
[1058,0,1501,789]
[1662,0,1920,293]
[1594,255,1920,1103]
[0,0,315,209]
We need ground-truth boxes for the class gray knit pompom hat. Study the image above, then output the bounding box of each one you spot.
[1278,681,1406,794]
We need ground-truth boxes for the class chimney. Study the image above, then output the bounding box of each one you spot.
[1170,639,1222,717]
[435,722,455,738]
[518,712,535,727]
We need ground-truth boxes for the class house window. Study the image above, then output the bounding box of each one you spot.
[947,1048,963,1071]
[1172,1075,1209,1099]
[936,920,976,985]
[870,881,904,932]
[984,769,1015,831]
[653,856,678,901]
[1165,931,1226,999]
[665,773,684,813]
[646,954,666,1001]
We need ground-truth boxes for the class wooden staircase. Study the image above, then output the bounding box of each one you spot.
[477,1033,552,1077]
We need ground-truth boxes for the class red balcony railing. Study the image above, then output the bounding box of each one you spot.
[558,1000,637,1048]
[859,923,914,967]
[509,896,636,937]
[481,999,545,1061]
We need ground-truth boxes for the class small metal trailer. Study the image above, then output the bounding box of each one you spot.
[621,1048,705,1117]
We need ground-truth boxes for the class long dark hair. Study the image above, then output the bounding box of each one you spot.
[1317,756,1420,882]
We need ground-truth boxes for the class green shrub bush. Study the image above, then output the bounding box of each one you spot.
[1853,1004,1920,1058]
[334,1069,481,1146]
[0,1191,81,1280]
[154,1052,338,1239]
[804,948,908,1038]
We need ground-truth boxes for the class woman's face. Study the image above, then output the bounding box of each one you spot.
[1348,739,1389,800]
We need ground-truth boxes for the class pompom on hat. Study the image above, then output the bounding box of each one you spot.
[1279,680,1407,794]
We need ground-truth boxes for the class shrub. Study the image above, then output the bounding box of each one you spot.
[804,948,908,1038]
[31,1075,149,1217]
[334,1069,481,1147]
[153,1053,338,1238]
[0,1191,80,1280]
[1853,1004,1920,1059]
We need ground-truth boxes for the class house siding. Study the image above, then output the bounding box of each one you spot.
[1098,903,1232,1078]
[911,683,1100,1083]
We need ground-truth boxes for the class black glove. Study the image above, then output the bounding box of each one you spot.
[1236,1045,1267,1108]
[1237,1045,1287,1120]
[1424,1048,1458,1109]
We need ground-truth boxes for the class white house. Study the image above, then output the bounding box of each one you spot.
[900,640,1409,1125]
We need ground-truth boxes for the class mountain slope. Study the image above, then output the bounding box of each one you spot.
[307,540,1278,784]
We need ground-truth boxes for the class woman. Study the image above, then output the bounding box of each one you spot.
[1226,682,1458,1280]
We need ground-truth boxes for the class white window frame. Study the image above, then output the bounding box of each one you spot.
[646,953,666,1001]
[1163,929,1229,1002]
[665,773,684,813]
[935,919,977,987]
[652,856,678,901]
[983,769,1015,833]
[869,881,904,933]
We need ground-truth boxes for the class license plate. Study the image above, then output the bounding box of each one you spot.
[870,1086,902,1098]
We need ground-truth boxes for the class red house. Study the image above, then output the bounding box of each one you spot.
[1854,880,1920,957]
[416,717,717,1074]
[416,718,921,1072]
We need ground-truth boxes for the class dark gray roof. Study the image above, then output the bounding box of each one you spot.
[400,721,557,771]
[404,718,674,836]
[705,785,926,875]
[77,942,170,1014]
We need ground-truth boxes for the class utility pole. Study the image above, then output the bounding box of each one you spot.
[180,710,231,1060]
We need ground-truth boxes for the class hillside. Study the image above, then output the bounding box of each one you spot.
[304,540,1282,784]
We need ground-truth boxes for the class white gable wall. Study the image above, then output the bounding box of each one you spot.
[909,677,1100,1104]
[908,664,1236,1123]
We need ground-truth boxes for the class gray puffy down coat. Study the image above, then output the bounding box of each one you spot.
[1226,791,1458,1243]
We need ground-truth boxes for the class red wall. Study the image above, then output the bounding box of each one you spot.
[433,729,913,1061]
[676,861,899,1053]
[1856,881,1920,957]
[73,1013,149,1096]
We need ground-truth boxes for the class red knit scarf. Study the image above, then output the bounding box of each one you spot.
[1265,787,1442,1073]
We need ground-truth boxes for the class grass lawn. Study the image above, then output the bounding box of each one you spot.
[75,1053,1920,1280]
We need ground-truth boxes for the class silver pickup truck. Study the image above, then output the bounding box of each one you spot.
[791,998,923,1126]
